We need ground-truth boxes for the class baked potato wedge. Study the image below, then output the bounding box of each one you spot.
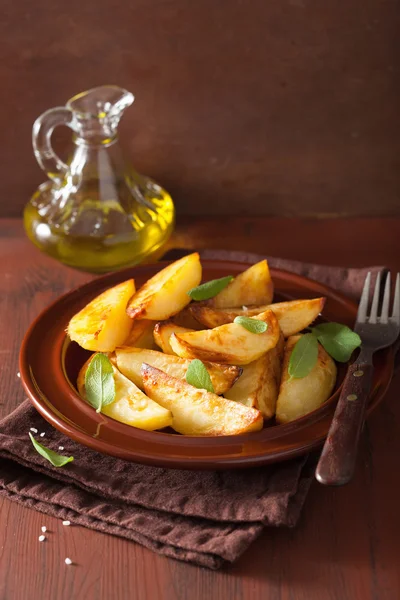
[275,335,337,423]
[142,364,263,435]
[77,357,172,431]
[169,309,280,365]
[191,297,325,337]
[124,319,158,350]
[115,347,242,394]
[126,253,201,320]
[153,321,194,354]
[68,279,135,352]
[224,333,284,418]
[205,260,273,308]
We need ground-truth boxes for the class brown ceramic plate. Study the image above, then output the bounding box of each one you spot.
[19,259,395,469]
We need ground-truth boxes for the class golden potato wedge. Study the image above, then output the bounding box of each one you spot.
[126,253,202,320]
[153,321,194,354]
[115,347,242,394]
[205,260,273,308]
[77,357,172,431]
[142,364,263,435]
[224,333,284,418]
[191,297,325,337]
[270,298,325,337]
[124,319,158,350]
[169,309,280,365]
[68,279,135,352]
[275,335,337,423]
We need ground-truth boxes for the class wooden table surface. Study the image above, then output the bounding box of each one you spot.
[1,216,399,600]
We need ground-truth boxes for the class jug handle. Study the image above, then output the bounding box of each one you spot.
[32,107,75,184]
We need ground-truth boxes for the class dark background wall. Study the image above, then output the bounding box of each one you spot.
[1,0,399,217]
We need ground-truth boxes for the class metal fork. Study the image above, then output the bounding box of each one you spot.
[316,271,400,486]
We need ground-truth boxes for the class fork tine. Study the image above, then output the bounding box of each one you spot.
[357,272,371,323]
[369,272,381,324]
[380,272,391,324]
[392,273,400,324]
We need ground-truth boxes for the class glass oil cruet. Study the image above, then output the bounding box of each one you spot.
[24,85,175,273]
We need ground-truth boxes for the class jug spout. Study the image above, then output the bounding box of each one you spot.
[67,85,134,141]
[67,85,134,119]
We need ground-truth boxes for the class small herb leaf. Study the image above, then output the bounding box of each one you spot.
[310,323,361,362]
[187,276,234,301]
[186,359,215,393]
[288,333,319,379]
[233,316,268,334]
[29,433,74,467]
[84,353,115,413]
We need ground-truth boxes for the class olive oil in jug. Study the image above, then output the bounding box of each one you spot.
[24,86,175,273]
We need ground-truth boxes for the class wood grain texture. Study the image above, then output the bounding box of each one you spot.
[1,217,400,600]
[0,0,399,218]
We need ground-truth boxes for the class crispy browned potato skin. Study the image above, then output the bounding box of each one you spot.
[126,252,202,320]
[224,333,284,419]
[153,320,194,354]
[169,309,280,365]
[190,297,326,337]
[141,363,263,436]
[275,335,337,423]
[172,307,205,330]
[115,346,242,395]
[205,260,273,308]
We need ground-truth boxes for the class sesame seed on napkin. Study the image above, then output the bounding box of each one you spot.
[0,250,385,569]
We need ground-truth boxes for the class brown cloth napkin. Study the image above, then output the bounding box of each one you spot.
[0,251,385,570]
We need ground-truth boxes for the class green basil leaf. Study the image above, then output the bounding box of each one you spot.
[84,353,115,413]
[233,316,268,334]
[288,333,319,379]
[187,276,234,301]
[310,322,361,362]
[186,359,215,393]
[29,433,74,467]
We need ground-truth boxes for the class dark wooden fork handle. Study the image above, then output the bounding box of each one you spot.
[316,360,374,486]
